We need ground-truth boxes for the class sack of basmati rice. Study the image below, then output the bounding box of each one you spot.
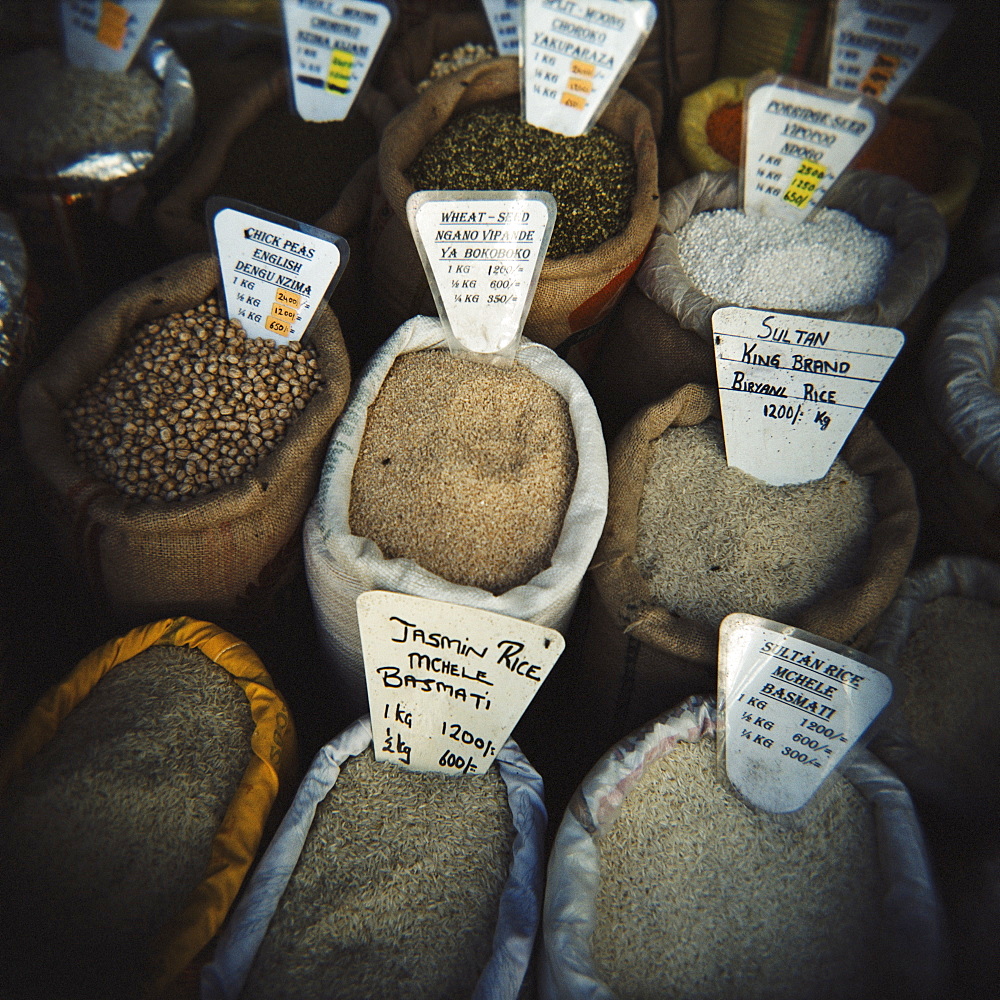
[202,715,545,1000]
[541,695,948,1000]
[0,617,297,999]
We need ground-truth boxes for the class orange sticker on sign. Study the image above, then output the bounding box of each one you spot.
[274,289,302,309]
[560,92,587,111]
[567,76,593,94]
[570,59,596,77]
[96,1,129,51]
[859,52,901,98]
[265,315,291,337]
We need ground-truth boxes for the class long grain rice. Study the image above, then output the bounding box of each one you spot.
[593,736,882,1000]
[0,645,254,994]
[349,348,577,594]
[897,594,1000,787]
[242,747,515,1000]
[634,420,874,627]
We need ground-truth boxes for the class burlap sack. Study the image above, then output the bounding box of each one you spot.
[368,57,659,350]
[587,168,949,437]
[569,383,918,753]
[378,12,665,136]
[18,253,351,620]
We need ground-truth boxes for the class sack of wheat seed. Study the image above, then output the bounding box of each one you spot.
[541,695,948,1000]
[18,252,351,621]
[202,715,545,1000]
[569,384,918,758]
[304,315,608,715]
[368,57,658,350]
[0,616,297,999]
[586,169,949,437]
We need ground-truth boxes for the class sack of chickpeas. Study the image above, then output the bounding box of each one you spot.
[0,616,297,1000]
[202,715,545,1000]
[541,694,949,1000]
[567,383,918,759]
[368,57,659,350]
[18,252,351,620]
[304,315,608,714]
[586,169,949,436]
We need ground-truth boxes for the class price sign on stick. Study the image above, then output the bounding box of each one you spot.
[61,0,163,71]
[828,0,954,104]
[742,74,883,223]
[718,614,894,814]
[281,0,395,122]
[713,307,903,486]
[483,0,521,56]
[359,592,564,775]
[521,0,656,137]
[407,190,556,360]
[208,198,349,343]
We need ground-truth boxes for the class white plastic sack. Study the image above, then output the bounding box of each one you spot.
[304,315,609,712]
[923,276,1000,485]
[201,715,546,1000]
[540,695,948,1000]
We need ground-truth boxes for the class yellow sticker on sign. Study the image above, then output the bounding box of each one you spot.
[570,59,596,78]
[327,49,354,95]
[265,315,291,337]
[782,159,827,209]
[567,76,593,94]
[275,288,302,309]
[96,1,129,51]
[560,91,587,111]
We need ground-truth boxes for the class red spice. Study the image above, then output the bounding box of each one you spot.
[705,102,743,166]
[705,103,942,195]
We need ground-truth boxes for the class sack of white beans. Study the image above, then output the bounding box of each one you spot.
[921,276,1000,559]
[202,715,545,1000]
[304,315,608,715]
[18,252,351,620]
[563,383,919,759]
[541,695,949,1000]
[0,617,297,999]
[586,169,949,436]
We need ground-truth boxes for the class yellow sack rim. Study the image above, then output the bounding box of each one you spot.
[677,76,748,175]
[0,616,297,997]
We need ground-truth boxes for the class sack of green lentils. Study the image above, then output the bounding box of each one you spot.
[0,616,297,1000]
[541,694,948,1000]
[368,57,659,350]
[570,382,918,758]
[202,714,545,1000]
[154,67,379,256]
[586,168,949,436]
[304,314,608,714]
[17,252,351,621]
[921,276,1000,560]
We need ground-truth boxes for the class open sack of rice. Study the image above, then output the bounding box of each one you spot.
[368,58,659,349]
[0,616,297,999]
[867,554,1000,817]
[540,695,948,1000]
[202,715,545,1000]
[920,275,1000,559]
[304,315,608,715]
[585,169,948,436]
[18,252,351,620]
[563,383,918,761]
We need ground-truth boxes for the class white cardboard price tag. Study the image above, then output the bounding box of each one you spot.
[719,614,893,814]
[407,190,556,358]
[281,0,394,122]
[520,0,656,137]
[827,0,954,104]
[713,307,902,486]
[208,198,349,342]
[359,591,565,775]
[482,0,521,56]
[61,0,163,71]
[743,74,882,223]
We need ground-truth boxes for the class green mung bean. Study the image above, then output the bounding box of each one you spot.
[406,102,636,258]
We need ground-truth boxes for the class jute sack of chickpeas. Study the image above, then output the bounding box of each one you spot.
[368,57,659,350]
[541,695,949,1000]
[0,616,297,999]
[304,315,608,715]
[567,383,918,758]
[586,168,949,437]
[202,715,546,1000]
[18,252,351,619]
